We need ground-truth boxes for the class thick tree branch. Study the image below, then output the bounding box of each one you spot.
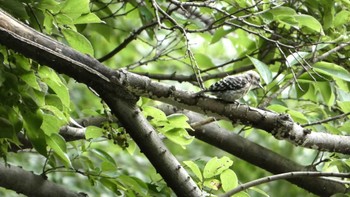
[0,7,349,196]
[0,163,84,197]
[160,106,348,196]
[0,9,201,196]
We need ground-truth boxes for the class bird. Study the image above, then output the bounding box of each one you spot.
[194,70,262,102]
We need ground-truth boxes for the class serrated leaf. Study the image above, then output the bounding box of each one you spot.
[220,169,238,192]
[85,126,104,139]
[184,161,203,182]
[203,156,233,178]
[248,56,272,83]
[62,28,94,56]
[46,133,71,167]
[313,62,350,82]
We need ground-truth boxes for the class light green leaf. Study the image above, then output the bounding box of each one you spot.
[203,156,233,179]
[248,56,272,83]
[74,13,102,24]
[118,175,148,195]
[313,62,350,82]
[334,10,350,28]
[46,133,71,168]
[267,104,309,124]
[294,14,324,33]
[90,148,116,166]
[285,52,310,67]
[164,128,194,148]
[337,101,350,113]
[142,106,168,122]
[20,71,40,90]
[184,161,203,182]
[195,53,215,69]
[100,178,120,194]
[38,66,70,108]
[41,114,64,135]
[269,6,296,17]
[60,0,89,15]
[62,28,94,56]
[203,179,221,190]
[211,28,232,44]
[220,169,238,192]
[317,82,335,106]
[85,126,104,139]
[167,114,192,129]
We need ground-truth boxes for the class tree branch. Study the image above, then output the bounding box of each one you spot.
[0,163,84,197]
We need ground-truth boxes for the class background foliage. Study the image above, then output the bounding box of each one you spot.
[1,0,350,196]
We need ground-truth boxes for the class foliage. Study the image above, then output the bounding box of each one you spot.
[0,0,350,196]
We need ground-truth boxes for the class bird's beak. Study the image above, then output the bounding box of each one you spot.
[258,83,263,89]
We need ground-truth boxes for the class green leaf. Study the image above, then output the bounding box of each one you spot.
[317,82,335,106]
[337,101,350,113]
[0,117,14,139]
[334,10,350,28]
[184,160,203,182]
[118,175,148,195]
[220,169,238,192]
[100,178,121,194]
[211,28,232,44]
[269,6,296,17]
[62,28,94,56]
[85,126,105,139]
[195,53,215,69]
[74,13,101,24]
[46,133,71,167]
[38,66,70,108]
[167,114,192,130]
[248,56,272,83]
[203,156,233,179]
[313,62,350,82]
[203,179,221,190]
[285,52,310,67]
[267,104,309,124]
[164,128,194,148]
[41,114,64,135]
[90,148,116,167]
[294,14,324,33]
[21,108,47,156]
[142,106,168,122]
[60,0,89,15]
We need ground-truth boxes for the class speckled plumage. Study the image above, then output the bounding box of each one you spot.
[196,71,262,102]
